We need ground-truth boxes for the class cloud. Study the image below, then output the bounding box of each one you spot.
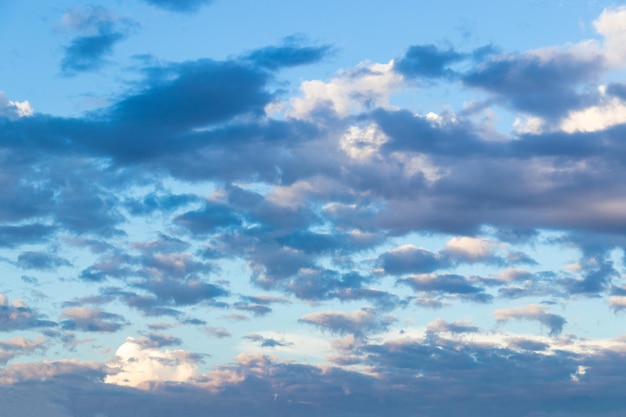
[609,296,626,312]
[399,273,491,302]
[287,60,403,119]
[60,6,136,75]
[0,224,56,248]
[234,302,272,317]
[299,308,396,337]
[463,44,604,120]
[142,0,213,13]
[0,92,33,120]
[426,318,479,335]
[0,359,104,385]
[60,307,127,333]
[16,251,72,271]
[0,337,47,364]
[243,334,293,348]
[244,39,332,71]
[394,44,465,79]
[378,244,443,275]
[0,294,56,331]
[442,236,498,262]
[205,326,231,338]
[494,304,566,336]
[594,6,626,66]
[105,337,202,387]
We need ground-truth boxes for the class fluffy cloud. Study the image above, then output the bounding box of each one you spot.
[494,304,566,336]
[288,60,403,119]
[0,92,33,120]
[105,337,202,387]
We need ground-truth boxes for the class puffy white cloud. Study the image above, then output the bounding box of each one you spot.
[444,236,497,262]
[105,337,201,387]
[287,60,403,119]
[594,6,626,66]
[560,92,626,133]
[0,92,33,120]
[340,124,389,160]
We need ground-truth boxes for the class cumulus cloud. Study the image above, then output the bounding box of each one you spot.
[0,92,33,120]
[287,60,403,119]
[105,337,202,387]
[4,5,626,416]
[494,304,566,336]
[443,236,498,262]
[594,6,626,66]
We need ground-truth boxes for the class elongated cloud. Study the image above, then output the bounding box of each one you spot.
[299,308,396,337]
[494,304,566,336]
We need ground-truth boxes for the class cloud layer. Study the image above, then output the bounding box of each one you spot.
[2,3,626,417]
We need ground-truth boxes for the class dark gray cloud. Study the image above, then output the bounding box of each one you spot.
[463,50,605,119]
[16,251,72,271]
[0,224,56,248]
[174,203,243,235]
[394,44,465,79]
[399,273,490,300]
[606,82,626,100]
[378,245,443,274]
[6,338,626,417]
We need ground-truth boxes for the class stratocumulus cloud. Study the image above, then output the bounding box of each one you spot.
[2,2,626,416]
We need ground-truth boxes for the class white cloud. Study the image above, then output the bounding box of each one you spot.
[105,337,200,387]
[0,92,33,120]
[560,94,626,133]
[340,124,389,160]
[287,60,403,119]
[594,6,626,67]
[444,236,497,261]
[513,115,546,135]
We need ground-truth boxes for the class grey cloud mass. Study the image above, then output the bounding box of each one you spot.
[3,4,626,416]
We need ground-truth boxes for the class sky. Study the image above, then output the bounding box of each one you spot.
[3,0,626,415]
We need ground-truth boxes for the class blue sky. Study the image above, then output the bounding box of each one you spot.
[3,1,626,416]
